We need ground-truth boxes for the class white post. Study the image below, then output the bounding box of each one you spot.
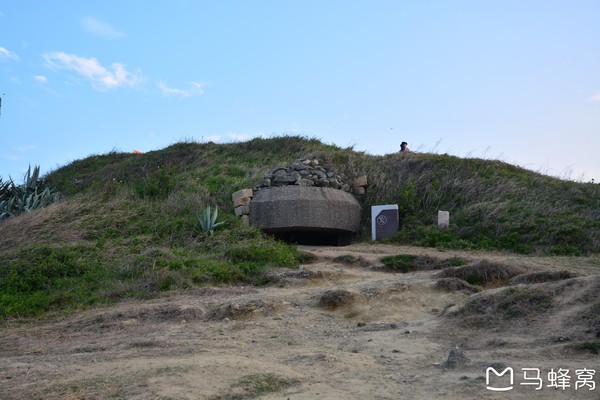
[438,210,449,228]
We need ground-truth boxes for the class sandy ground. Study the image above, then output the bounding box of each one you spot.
[1,243,600,399]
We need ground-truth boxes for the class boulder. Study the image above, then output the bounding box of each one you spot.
[232,189,253,206]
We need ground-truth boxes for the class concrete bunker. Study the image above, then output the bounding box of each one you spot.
[249,186,361,246]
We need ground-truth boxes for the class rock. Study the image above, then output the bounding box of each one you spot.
[235,205,250,216]
[259,178,271,187]
[352,186,366,195]
[441,346,468,369]
[353,175,368,188]
[291,161,308,171]
[314,179,330,187]
[232,189,253,206]
[273,172,298,186]
[314,170,327,179]
[252,158,366,204]
[328,178,341,189]
[233,196,251,207]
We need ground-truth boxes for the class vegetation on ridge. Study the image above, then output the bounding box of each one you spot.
[0,135,599,319]
[0,165,59,221]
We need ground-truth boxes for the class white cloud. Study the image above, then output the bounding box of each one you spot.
[34,75,48,83]
[202,132,263,143]
[14,145,35,152]
[204,135,223,143]
[81,16,124,39]
[43,51,143,90]
[228,133,250,142]
[158,81,205,97]
[591,92,600,102]
[0,46,19,61]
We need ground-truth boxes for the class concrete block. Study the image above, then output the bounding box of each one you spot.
[232,189,253,205]
[249,186,361,234]
[352,186,366,196]
[233,195,252,208]
[353,175,368,188]
[438,210,450,228]
[235,205,250,216]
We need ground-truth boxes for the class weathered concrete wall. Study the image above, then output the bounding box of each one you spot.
[249,186,361,236]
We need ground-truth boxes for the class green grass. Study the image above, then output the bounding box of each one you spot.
[380,254,468,273]
[44,136,600,256]
[574,341,600,355]
[1,135,599,320]
[0,220,299,319]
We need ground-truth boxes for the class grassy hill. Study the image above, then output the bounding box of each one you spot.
[1,136,599,319]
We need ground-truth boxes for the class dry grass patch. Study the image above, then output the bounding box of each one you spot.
[434,278,480,294]
[67,305,205,334]
[205,299,279,321]
[509,270,579,285]
[332,254,371,268]
[317,289,358,310]
[437,259,524,288]
[455,285,556,327]
[209,373,297,400]
[0,199,91,252]
[379,254,468,273]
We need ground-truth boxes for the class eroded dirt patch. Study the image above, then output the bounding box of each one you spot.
[1,243,599,400]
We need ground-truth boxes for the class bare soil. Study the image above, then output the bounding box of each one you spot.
[2,244,600,399]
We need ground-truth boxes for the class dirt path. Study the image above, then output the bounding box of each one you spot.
[1,244,599,399]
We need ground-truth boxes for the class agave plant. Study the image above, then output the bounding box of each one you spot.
[0,165,60,222]
[196,205,225,236]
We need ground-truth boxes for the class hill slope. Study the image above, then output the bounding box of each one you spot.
[0,136,599,319]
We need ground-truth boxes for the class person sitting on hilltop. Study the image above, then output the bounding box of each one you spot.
[400,141,410,152]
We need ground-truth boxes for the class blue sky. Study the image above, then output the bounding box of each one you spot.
[1,0,599,182]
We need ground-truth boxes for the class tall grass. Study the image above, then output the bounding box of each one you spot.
[28,135,600,255]
[1,135,598,319]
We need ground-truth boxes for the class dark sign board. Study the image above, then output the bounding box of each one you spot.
[373,207,398,240]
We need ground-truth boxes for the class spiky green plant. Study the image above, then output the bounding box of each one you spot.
[196,205,225,236]
[0,165,60,221]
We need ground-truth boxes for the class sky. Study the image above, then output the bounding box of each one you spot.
[1,0,599,183]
